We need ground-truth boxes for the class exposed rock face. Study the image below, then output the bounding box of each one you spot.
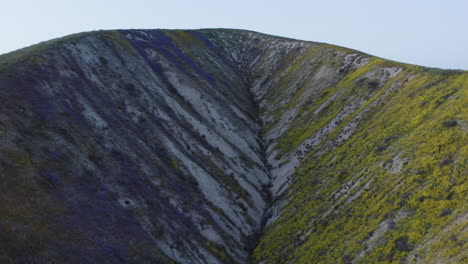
[0,29,466,264]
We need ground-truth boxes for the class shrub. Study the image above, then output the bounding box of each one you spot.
[384,135,398,143]
[401,191,412,199]
[368,80,380,90]
[309,178,321,186]
[375,145,388,153]
[439,158,454,167]
[98,56,108,65]
[443,120,458,128]
[395,236,412,252]
[439,208,453,217]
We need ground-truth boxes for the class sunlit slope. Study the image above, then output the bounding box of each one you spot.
[248,43,468,263]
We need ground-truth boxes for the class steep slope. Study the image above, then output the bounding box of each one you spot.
[0,30,270,263]
[0,29,466,264]
[201,30,467,263]
[247,39,468,264]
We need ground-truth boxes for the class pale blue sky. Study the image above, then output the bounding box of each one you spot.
[2,0,467,69]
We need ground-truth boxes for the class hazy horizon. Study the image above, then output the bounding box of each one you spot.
[2,0,467,70]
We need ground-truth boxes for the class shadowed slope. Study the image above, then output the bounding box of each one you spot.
[0,29,270,263]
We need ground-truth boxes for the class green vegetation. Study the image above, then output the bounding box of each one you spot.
[253,51,468,263]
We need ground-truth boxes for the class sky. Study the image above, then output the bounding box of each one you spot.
[2,0,467,70]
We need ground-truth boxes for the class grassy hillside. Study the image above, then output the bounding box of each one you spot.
[250,44,467,263]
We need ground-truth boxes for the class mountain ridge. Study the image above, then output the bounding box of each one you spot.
[0,29,466,264]
[3,29,464,72]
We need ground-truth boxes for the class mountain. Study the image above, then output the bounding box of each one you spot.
[0,29,466,264]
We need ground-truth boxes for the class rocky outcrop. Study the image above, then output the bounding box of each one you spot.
[0,29,466,264]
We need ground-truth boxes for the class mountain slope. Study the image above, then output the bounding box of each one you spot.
[0,29,466,264]
[249,38,468,264]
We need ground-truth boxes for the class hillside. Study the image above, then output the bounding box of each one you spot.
[0,29,466,263]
